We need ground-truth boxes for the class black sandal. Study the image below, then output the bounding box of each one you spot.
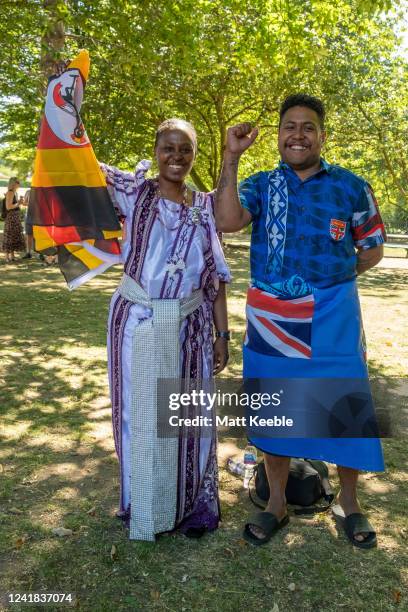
[243,512,289,546]
[332,504,377,549]
[184,527,207,539]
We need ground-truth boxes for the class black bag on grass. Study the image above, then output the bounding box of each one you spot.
[250,458,334,515]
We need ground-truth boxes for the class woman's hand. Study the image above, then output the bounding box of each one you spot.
[213,337,229,375]
[54,59,70,77]
[225,123,259,158]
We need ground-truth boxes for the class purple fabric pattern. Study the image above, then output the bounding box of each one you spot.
[105,161,231,536]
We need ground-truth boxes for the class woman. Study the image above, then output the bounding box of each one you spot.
[31,53,231,541]
[2,177,25,262]
[100,118,231,541]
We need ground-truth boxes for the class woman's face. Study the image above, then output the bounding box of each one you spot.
[155,129,196,183]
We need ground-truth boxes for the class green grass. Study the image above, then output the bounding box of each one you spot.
[0,253,407,612]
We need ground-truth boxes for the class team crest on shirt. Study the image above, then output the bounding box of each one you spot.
[329,218,347,241]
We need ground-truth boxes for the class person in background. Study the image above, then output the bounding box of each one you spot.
[2,177,26,262]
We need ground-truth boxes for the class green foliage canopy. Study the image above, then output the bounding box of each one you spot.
[0,0,406,227]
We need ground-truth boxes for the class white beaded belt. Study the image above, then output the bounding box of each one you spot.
[118,273,203,540]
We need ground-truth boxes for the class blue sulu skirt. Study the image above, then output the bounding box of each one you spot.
[243,279,384,471]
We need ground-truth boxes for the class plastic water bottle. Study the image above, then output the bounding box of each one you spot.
[243,444,257,489]
[227,457,245,477]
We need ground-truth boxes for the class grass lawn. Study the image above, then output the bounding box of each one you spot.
[0,251,407,612]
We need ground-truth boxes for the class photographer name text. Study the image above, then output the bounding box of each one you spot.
[168,415,293,427]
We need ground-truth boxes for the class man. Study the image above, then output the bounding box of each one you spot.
[215,94,385,547]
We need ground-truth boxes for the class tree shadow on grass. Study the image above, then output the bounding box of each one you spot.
[357,266,407,297]
[1,253,407,611]
[1,447,407,612]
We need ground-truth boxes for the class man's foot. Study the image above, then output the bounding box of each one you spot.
[333,493,376,547]
[243,511,289,546]
[245,501,287,541]
[22,252,32,259]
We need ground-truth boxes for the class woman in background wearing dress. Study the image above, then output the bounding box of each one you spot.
[2,177,26,262]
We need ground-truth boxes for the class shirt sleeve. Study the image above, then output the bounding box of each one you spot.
[351,182,386,250]
[239,173,261,218]
[99,159,151,218]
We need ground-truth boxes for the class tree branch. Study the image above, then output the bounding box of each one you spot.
[225,100,265,123]
[190,167,209,192]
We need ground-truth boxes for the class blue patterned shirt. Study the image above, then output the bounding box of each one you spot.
[239,160,386,296]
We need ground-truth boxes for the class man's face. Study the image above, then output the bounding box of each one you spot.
[278,105,326,171]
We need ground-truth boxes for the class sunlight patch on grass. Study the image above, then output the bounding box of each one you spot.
[1,421,31,440]
[360,478,398,494]
[53,486,80,500]
[1,252,407,611]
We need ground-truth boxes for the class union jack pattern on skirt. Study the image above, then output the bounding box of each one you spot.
[245,286,314,359]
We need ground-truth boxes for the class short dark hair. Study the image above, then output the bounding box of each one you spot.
[279,94,325,128]
[154,118,197,153]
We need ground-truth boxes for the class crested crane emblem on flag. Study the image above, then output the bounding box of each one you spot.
[329,218,347,241]
[28,50,122,290]
[49,68,89,145]
[245,287,314,359]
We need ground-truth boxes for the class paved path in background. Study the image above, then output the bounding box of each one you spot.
[223,236,408,270]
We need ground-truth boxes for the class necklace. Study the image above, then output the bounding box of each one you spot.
[154,181,194,231]
[156,197,186,231]
[157,183,190,207]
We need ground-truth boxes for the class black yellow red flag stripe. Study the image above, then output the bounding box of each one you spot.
[28,50,122,289]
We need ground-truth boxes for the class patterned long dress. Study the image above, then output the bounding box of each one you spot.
[101,161,231,540]
[2,195,25,252]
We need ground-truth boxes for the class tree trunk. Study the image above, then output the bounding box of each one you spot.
[40,0,66,80]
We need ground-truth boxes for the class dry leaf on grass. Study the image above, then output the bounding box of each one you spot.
[110,544,117,560]
[87,507,96,516]
[392,590,401,605]
[14,536,27,549]
[288,583,296,591]
[150,590,160,601]
[52,527,73,537]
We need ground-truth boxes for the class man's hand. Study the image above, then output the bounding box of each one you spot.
[356,245,383,275]
[225,123,259,158]
[215,123,257,232]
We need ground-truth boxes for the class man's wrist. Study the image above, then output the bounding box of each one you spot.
[223,150,241,164]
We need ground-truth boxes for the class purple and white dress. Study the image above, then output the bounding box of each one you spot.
[101,160,231,540]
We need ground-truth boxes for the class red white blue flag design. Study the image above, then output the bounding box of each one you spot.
[330,218,347,241]
[245,287,314,359]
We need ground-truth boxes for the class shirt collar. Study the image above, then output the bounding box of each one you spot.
[278,158,332,176]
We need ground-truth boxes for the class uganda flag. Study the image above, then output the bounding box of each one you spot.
[29,50,122,289]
